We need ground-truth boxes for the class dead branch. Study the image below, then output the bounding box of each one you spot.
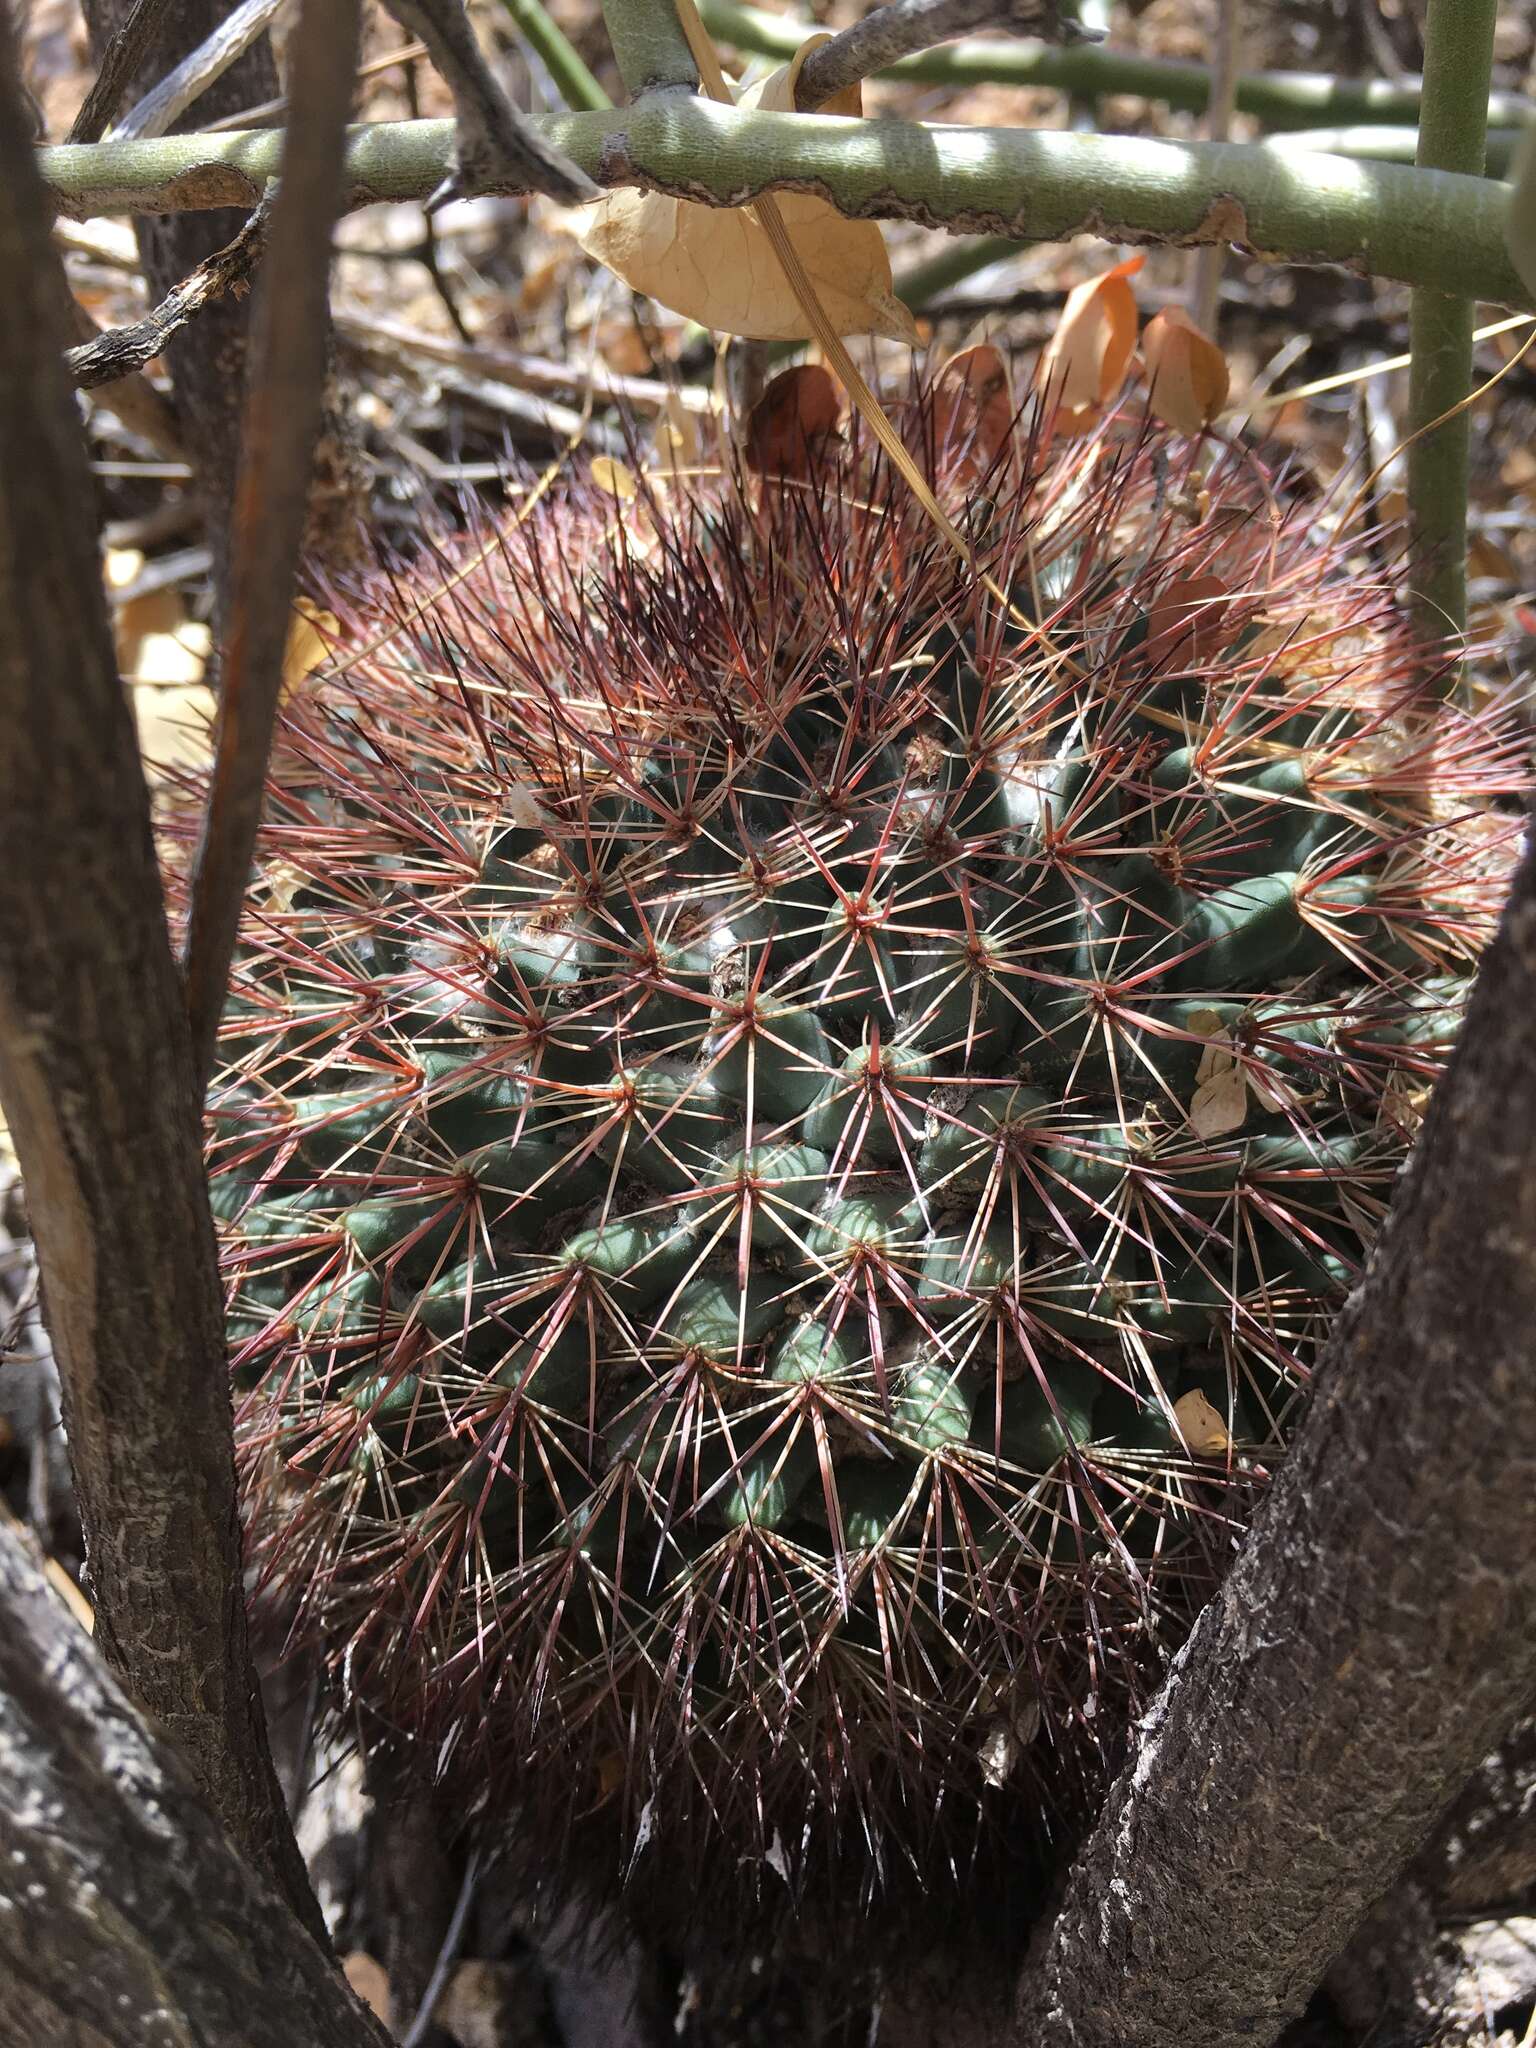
[67,200,266,390]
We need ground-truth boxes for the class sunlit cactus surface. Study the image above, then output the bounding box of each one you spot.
[178,372,1526,1911]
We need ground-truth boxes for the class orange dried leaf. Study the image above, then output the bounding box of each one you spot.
[745,365,841,479]
[1036,255,1144,435]
[932,343,1014,479]
[1142,307,1230,435]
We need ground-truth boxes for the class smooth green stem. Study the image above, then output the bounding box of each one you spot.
[1505,124,1536,302]
[701,0,1530,131]
[1274,125,1519,176]
[600,0,699,98]
[33,112,1536,311]
[498,0,611,112]
[1406,0,1499,667]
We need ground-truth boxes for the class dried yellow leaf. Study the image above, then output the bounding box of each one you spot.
[280,601,339,706]
[576,38,920,346]
[1173,1388,1231,1458]
[652,390,703,481]
[590,454,638,499]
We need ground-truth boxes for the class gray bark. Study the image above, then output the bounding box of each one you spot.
[0,1519,390,2048]
[1014,834,1536,2046]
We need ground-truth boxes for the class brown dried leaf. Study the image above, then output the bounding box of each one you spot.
[1036,255,1144,435]
[342,1952,391,2024]
[1143,571,1233,670]
[1142,306,1231,436]
[576,39,920,344]
[745,364,841,478]
[1189,1048,1248,1139]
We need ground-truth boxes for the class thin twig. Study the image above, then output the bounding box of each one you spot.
[795,0,1099,108]
[399,1852,484,2048]
[333,306,711,415]
[114,0,285,142]
[201,39,430,134]
[64,290,185,454]
[181,0,364,1090]
[399,54,473,339]
[67,0,174,143]
[1187,0,1241,333]
[340,319,622,449]
[497,0,612,113]
[380,0,596,205]
[67,204,266,390]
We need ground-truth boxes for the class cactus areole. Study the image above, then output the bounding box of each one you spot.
[186,381,1524,1924]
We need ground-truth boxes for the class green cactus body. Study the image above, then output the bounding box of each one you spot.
[186,384,1524,1922]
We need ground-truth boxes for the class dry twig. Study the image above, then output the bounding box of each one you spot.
[795,0,1096,109]
[114,0,285,141]
[67,202,267,389]
[381,0,596,205]
[181,0,365,1087]
[67,0,175,142]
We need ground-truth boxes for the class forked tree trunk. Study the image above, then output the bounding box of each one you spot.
[1013,830,1536,2047]
[0,11,321,1941]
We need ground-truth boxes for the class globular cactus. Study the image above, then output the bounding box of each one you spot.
[177,363,1525,1922]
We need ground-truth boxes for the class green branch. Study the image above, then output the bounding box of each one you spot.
[497,0,611,113]
[601,0,698,98]
[1407,0,1499,663]
[34,108,1534,311]
[1271,125,1518,176]
[700,0,1531,131]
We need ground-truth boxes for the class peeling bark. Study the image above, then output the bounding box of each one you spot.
[1014,839,1536,2047]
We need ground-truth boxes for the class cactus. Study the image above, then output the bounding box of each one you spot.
[177,376,1525,1922]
